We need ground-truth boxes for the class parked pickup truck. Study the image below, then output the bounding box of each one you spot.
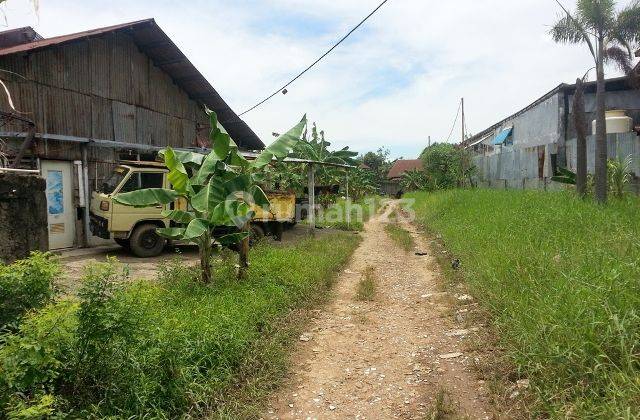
[90,161,296,257]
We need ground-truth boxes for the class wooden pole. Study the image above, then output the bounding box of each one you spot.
[308,163,315,235]
[346,169,350,229]
[81,144,91,248]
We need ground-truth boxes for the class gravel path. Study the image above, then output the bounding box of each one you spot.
[265,201,493,419]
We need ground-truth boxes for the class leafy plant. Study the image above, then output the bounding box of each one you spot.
[551,0,640,203]
[401,168,433,192]
[420,143,475,189]
[608,154,633,198]
[552,156,634,199]
[0,252,58,330]
[348,167,379,200]
[551,166,578,185]
[114,111,307,283]
[0,233,360,418]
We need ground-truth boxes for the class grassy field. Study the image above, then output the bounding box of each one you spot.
[407,189,640,418]
[0,233,360,418]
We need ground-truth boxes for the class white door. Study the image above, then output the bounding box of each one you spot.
[41,161,76,249]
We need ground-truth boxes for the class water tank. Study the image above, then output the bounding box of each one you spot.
[592,110,633,135]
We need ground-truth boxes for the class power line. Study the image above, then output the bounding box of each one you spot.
[238,0,391,116]
[445,100,462,143]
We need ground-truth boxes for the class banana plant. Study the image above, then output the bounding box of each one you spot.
[113,110,307,283]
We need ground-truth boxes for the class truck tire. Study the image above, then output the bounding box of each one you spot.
[129,223,166,258]
[114,238,130,249]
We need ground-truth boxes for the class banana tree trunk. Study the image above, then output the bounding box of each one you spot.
[573,78,588,197]
[238,222,250,279]
[199,233,213,284]
[594,39,608,204]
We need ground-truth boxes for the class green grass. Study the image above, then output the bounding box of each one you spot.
[356,266,377,301]
[318,196,385,231]
[385,223,414,252]
[0,234,360,418]
[407,189,640,418]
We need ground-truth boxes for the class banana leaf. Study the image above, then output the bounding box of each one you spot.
[113,188,181,207]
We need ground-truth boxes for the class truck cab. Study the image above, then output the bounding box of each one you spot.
[90,161,296,257]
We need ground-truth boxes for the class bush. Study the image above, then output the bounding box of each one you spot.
[0,252,59,329]
[420,143,475,189]
[408,189,640,417]
[0,233,360,418]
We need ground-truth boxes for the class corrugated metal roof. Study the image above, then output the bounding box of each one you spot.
[0,19,265,151]
[387,159,423,179]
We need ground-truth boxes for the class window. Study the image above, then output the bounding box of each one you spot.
[120,172,164,193]
[100,167,128,194]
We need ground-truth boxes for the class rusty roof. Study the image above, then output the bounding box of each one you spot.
[387,159,423,179]
[0,19,265,150]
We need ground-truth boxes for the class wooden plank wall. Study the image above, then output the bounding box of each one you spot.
[0,31,209,163]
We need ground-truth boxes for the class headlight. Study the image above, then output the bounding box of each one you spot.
[100,201,110,211]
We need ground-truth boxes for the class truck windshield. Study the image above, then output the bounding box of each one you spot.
[100,167,129,194]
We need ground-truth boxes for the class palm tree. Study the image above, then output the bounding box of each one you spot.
[551,0,640,203]
[573,77,589,197]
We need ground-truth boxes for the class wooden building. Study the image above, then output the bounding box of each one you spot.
[0,19,264,250]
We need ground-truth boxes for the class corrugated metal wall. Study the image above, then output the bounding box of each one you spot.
[473,133,640,192]
[565,133,640,175]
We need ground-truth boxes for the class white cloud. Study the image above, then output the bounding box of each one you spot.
[1,0,636,157]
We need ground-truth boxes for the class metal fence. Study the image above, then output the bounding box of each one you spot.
[472,132,640,192]
[565,132,640,175]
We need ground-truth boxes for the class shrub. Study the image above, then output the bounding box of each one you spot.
[420,143,475,189]
[0,252,59,329]
[0,233,360,418]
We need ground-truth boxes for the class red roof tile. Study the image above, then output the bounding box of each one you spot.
[387,159,423,179]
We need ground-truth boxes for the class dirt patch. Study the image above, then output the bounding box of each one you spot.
[265,201,494,419]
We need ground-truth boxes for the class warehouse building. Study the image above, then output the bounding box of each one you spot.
[0,19,264,250]
[463,76,640,190]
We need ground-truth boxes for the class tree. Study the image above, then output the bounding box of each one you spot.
[113,111,307,283]
[361,148,392,188]
[551,0,640,203]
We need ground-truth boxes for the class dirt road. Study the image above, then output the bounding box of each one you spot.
[266,201,492,419]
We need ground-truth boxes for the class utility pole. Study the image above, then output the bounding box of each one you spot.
[428,136,431,147]
[461,97,466,143]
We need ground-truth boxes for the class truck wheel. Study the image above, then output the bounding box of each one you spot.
[249,224,265,247]
[114,238,130,249]
[129,224,166,258]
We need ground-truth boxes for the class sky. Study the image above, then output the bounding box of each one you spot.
[0,0,636,158]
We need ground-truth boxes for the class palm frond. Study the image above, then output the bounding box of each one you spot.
[577,0,616,33]
[613,0,640,43]
[551,1,597,60]
[605,45,634,74]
